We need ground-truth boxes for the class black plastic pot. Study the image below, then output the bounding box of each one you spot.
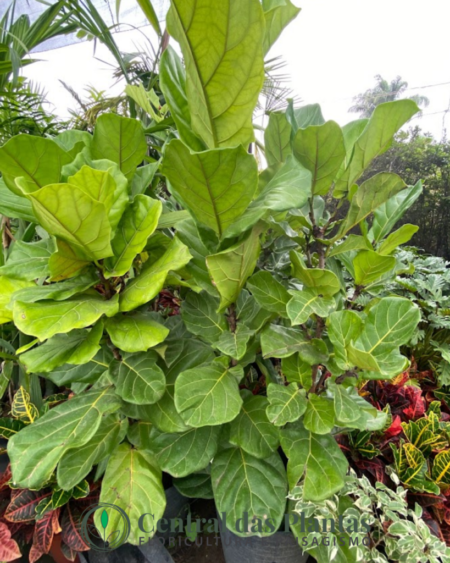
[219,520,309,563]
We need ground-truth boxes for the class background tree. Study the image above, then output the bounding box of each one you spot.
[349,75,430,117]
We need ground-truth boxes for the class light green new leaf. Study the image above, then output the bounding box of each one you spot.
[280,421,348,499]
[212,446,288,537]
[48,240,90,282]
[369,181,423,242]
[159,46,204,152]
[148,426,220,478]
[287,289,335,325]
[0,135,72,195]
[28,184,113,261]
[8,386,121,489]
[281,354,312,389]
[0,178,35,222]
[111,351,166,405]
[349,297,421,377]
[327,310,362,371]
[334,100,419,195]
[247,271,290,316]
[265,112,292,166]
[11,272,98,304]
[162,140,257,237]
[175,357,243,427]
[287,103,325,132]
[181,291,228,344]
[105,196,162,278]
[0,239,54,281]
[13,294,119,340]
[167,0,265,148]
[328,235,372,257]
[68,166,116,211]
[134,0,161,35]
[335,173,406,239]
[92,113,147,180]
[53,130,92,159]
[303,394,335,434]
[293,121,345,196]
[291,251,341,295]
[206,227,261,311]
[266,383,307,426]
[120,238,192,312]
[378,224,419,256]
[353,250,395,286]
[262,0,301,54]
[105,313,169,353]
[230,394,279,458]
[97,443,165,545]
[0,277,34,324]
[20,323,103,373]
[215,327,254,361]
[131,163,159,197]
[57,414,128,490]
[223,156,311,238]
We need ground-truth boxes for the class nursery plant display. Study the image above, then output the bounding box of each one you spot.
[0,0,441,561]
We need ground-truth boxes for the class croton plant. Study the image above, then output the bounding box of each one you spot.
[0,0,425,554]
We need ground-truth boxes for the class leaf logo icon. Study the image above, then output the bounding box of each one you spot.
[101,509,109,530]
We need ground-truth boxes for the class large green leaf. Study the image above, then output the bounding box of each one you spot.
[352,250,396,286]
[57,414,128,490]
[105,313,168,353]
[215,327,254,361]
[348,297,421,377]
[159,46,204,152]
[181,291,228,344]
[48,240,90,282]
[334,100,419,195]
[148,426,220,477]
[20,323,103,373]
[264,111,292,167]
[174,470,214,499]
[0,135,71,195]
[161,140,257,237]
[0,240,54,281]
[45,347,112,387]
[287,289,335,325]
[378,224,419,256]
[303,394,335,434]
[291,251,341,295]
[266,383,307,426]
[120,238,192,312]
[0,178,35,222]
[166,0,265,148]
[281,354,312,388]
[28,184,113,261]
[0,277,33,324]
[92,114,147,180]
[206,227,261,311]
[261,324,328,363]
[293,121,345,196]
[247,271,290,316]
[287,103,325,132]
[212,446,288,537]
[175,357,243,427]
[280,421,348,499]
[224,156,311,238]
[229,394,279,458]
[335,173,406,239]
[105,195,162,278]
[262,0,300,54]
[13,294,119,340]
[96,443,165,545]
[110,351,166,405]
[11,273,98,305]
[369,181,423,242]
[8,387,121,489]
[327,310,362,371]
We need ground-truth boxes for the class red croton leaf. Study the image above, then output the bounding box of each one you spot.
[61,503,89,552]
[4,489,52,522]
[0,521,21,561]
[354,457,388,484]
[30,509,60,563]
[402,385,426,420]
[0,465,11,491]
[384,414,403,438]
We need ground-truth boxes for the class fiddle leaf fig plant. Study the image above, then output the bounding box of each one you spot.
[0,0,424,548]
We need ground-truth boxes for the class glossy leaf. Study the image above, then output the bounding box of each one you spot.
[291,251,341,295]
[265,111,292,166]
[0,521,21,561]
[181,291,228,344]
[48,240,90,282]
[281,354,312,388]
[162,140,257,237]
[378,224,419,255]
[0,177,35,222]
[8,386,121,489]
[97,443,166,545]
[287,288,335,325]
[105,313,169,353]
[352,250,396,286]
[262,0,300,54]
[0,276,34,324]
[247,271,290,316]
[266,383,307,426]
[303,394,335,434]
[0,240,54,281]
[327,310,362,371]
[175,357,243,427]
[215,326,254,361]
[11,272,98,304]
[166,0,265,148]
[11,387,39,424]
